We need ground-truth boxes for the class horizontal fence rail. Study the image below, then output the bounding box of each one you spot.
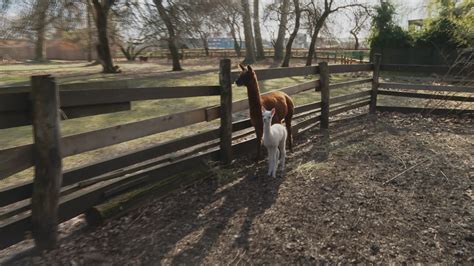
[379,64,472,75]
[378,90,474,102]
[230,63,373,81]
[379,82,474,93]
[0,107,210,180]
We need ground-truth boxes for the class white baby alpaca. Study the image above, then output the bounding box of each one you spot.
[262,107,287,178]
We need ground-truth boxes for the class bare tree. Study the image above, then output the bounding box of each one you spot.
[216,0,243,57]
[282,0,302,67]
[253,0,265,60]
[273,0,290,62]
[2,0,83,62]
[241,0,256,64]
[305,0,366,66]
[179,0,218,57]
[347,8,371,50]
[153,0,182,71]
[91,0,120,73]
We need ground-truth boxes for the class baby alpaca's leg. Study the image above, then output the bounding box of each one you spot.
[273,148,280,178]
[267,148,273,177]
[279,139,286,173]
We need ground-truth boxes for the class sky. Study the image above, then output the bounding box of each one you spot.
[259,0,428,40]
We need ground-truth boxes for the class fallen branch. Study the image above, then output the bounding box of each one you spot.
[383,159,430,185]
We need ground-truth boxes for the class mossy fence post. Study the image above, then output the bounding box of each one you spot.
[31,75,63,250]
[219,59,233,164]
[370,53,382,114]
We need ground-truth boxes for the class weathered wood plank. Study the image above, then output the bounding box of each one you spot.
[328,64,373,73]
[0,103,131,129]
[59,86,221,107]
[61,108,206,157]
[293,115,321,134]
[0,111,30,129]
[380,64,452,74]
[0,145,33,181]
[30,75,62,250]
[379,82,474,93]
[330,100,370,116]
[376,106,474,116]
[294,101,322,114]
[328,78,372,90]
[0,118,254,207]
[330,90,371,105]
[378,90,474,102]
[0,86,220,113]
[0,107,208,181]
[0,92,30,112]
[206,80,319,121]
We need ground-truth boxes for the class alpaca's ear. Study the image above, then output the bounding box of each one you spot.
[271,108,276,116]
[239,64,245,71]
[261,106,266,113]
[247,65,254,72]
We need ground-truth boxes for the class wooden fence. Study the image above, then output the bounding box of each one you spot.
[0,55,473,251]
[148,48,369,64]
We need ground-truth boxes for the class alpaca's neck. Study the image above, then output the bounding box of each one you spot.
[263,121,273,139]
[246,78,262,114]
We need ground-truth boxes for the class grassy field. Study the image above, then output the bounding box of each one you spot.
[1,58,471,187]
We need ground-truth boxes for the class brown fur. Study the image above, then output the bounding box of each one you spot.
[235,64,294,161]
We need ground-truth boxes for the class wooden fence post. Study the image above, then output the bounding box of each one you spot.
[369,53,382,114]
[219,59,233,164]
[31,75,63,250]
[319,61,330,130]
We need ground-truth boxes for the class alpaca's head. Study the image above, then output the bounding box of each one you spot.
[261,107,275,125]
[235,64,256,86]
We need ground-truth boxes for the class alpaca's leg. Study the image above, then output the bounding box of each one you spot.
[279,139,286,174]
[273,148,280,177]
[267,148,273,177]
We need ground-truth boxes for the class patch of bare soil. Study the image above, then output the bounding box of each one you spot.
[7,112,474,265]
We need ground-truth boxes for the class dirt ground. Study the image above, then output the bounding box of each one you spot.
[7,111,474,265]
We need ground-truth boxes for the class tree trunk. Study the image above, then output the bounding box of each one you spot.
[253,0,265,60]
[274,0,290,62]
[241,0,256,64]
[92,0,119,73]
[87,3,93,62]
[155,0,183,71]
[350,31,359,50]
[34,0,49,62]
[34,26,46,62]
[201,35,209,56]
[282,0,300,67]
[306,13,328,66]
[230,25,241,57]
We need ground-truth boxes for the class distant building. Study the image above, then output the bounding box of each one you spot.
[208,37,244,49]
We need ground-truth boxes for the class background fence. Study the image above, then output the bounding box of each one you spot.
[0,56,472,250]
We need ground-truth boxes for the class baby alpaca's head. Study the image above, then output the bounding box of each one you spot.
[261,107,275,125]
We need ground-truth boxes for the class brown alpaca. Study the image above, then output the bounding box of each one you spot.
[235,64,294,160]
